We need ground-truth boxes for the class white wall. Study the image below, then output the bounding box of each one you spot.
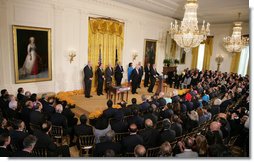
[0,0,172,94]
[175,22,249,73]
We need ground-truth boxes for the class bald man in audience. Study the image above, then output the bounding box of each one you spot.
[159,141,172,157]
[122,124,144,153]
[139,119,160,148]
[134,144,146,157]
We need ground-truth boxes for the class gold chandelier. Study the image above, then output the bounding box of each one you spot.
[223,13,249,54]
[170,0,210,52]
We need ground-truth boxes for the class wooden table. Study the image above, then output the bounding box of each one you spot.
[107,86,130,104]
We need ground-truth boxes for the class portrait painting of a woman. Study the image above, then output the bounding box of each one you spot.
[13,25,52,83]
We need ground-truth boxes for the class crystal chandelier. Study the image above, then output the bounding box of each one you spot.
[170,0,210,52]
[223,13,249,54]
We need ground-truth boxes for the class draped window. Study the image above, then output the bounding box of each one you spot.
[88,17,124,88]
[191,36,213,70]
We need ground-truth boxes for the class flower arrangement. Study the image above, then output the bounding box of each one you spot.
[88,110,103,119]
[56,89,84,106]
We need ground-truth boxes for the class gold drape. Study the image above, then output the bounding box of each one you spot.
[191,46,199,69]
[202,36,214,70]
[88,17,124,89]
[170,39,177,58]
[230,52,241,73]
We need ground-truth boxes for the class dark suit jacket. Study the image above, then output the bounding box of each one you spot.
[74,124,93,136]
[115,65,124,79]
[83,65,93,80]
[122,134,144,152]
[103,107,118,119]
[13,150,33,157]
[50,113,68,129]
[29,110,46,126]
[17,93,26,103]
[119,107,132,116]
[171,123,183,137]
[150,67,159,80]
[160,129,176,143]
[139,66,144,77]
[62,108,76,126]
[139,128,160,148]
[139,101,150,113]
[0,147,12,157]
[96,67,104,81]
[105,67,114,83]
[10,130,29,149]
[40,99,55,116]
[93,141,122,157]
[110,119,128,133]
[144,65,150,74]
[130,69,139,83]
[33,130,57,153]
[158,98,167,107]
[127,115,144,129]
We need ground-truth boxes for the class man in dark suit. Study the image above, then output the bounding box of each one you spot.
[40,95,55,120]
[33,121,70,157]
[139,119,160,148]
[29,102,46,126]
[74,114,93,136]
[105,64,114,93]
[114,62,124,86]
[144,63,150,87]
[122,124,144,153]
[160,119,176,144]
[50,104,74,145]
[148,64,159,93]
[9,120,29,150]
[20,101,33,132]
[96,63,105,96]
[0,133,12,157]
[83,61,93,98]
[17,87,26,104]
[13,135,37,157]
[139,95,150,113]
[93,130,122,157]
[102,100,118,119]
[0,89,9,118]
[127,109,144,129]
[138,62,143,88]
[130,65,140,94]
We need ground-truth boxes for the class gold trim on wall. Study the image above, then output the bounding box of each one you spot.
[13,25,52,83]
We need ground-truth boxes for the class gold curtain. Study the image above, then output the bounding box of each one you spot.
[230,52,241,73]
[191,46,199,69]
[88,17,124,89]
[170,39,177,58]
[202,36,214,70]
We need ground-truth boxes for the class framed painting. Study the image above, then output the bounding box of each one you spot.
[179,48,186,64]
[144,39,157,67]
[13,25,52,83]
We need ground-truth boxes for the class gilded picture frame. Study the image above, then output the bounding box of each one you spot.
[144,39,157,67]
[179,48,186,64]
[13,25,52,83]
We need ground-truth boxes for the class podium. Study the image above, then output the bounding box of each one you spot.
[155,75,164,95]
[107,86,130,104]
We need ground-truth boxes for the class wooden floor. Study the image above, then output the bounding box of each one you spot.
[71,85,175,118]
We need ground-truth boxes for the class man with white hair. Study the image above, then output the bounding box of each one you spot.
[83,61,93,98]
[50,104,75,146]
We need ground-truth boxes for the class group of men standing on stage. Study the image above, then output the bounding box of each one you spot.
[83,61,160,98]
[83,61,124,98]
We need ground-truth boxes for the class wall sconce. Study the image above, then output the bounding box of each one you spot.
[215,54,224,71]
[69,49,76,64]
[132,50,138,62]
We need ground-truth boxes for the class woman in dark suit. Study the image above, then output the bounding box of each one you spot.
[96,63,104,96]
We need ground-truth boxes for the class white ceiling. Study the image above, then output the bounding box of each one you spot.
[112,0,249,24]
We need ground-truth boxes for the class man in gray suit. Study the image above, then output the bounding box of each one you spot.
[175,136,198,158]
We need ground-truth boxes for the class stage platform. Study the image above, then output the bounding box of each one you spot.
[70,86,188,118]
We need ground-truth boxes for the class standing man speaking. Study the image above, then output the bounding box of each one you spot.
[83,61,93,98]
